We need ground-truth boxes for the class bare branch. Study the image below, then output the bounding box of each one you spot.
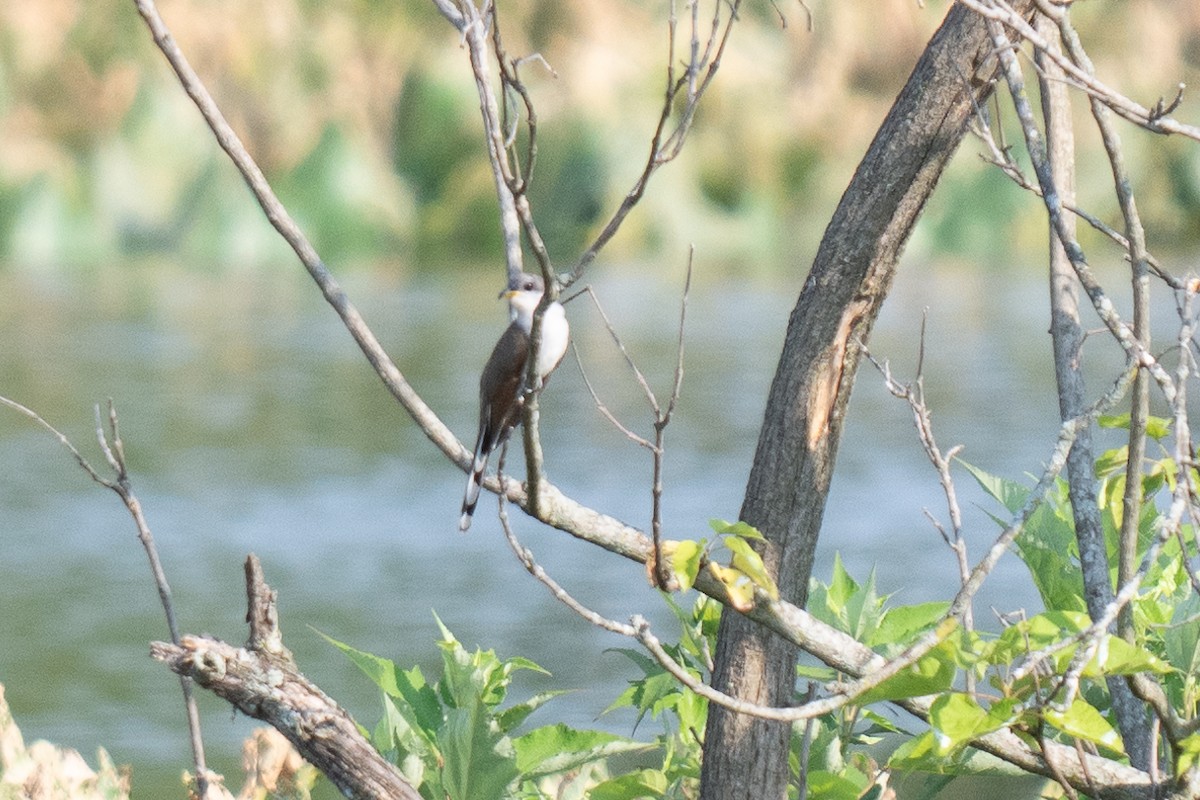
[1,396,214,796]
[0,395,111,488]
[152,556,422,800]
[862,336,972,635]
[950,362,1137,620]
[983,18,1178,407]
[1051,8,1154,656]
[498,499,958,724]
[650,255,694,588]
[447,4,526,283]
[131,0,466,473]
[961,0,1200,141]
[572,343,655,448]
[569,0,742,284]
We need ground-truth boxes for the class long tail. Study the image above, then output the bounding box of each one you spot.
[458,441,489,532]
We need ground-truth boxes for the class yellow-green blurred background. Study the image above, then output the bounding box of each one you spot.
[3,0,1200,276]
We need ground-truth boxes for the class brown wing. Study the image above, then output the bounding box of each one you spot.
[460,322,530,531]
[478,321,530,456]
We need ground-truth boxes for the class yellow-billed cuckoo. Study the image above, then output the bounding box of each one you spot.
[459,273,569,532]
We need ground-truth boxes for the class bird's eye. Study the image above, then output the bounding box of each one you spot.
[523,279,537,291]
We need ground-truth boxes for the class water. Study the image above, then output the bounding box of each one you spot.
[0,258,1146,796]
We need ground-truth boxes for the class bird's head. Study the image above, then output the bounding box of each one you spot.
[501,273,546,323]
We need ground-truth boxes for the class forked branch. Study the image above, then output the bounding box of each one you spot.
[152,556,422,800]
[0,396,213,797]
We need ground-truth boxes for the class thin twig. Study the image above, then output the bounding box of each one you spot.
[960,0,1200,142]
[968,77,1180,289]
[448,3,526,284]
[650,255,693,589]
[863,338,974,693]
[130,0,465,473]
[568,0,742,285]
[983,19,1177,407]
[1054,6,1153,651]
[497,497,960,722]
[1,396,213,796]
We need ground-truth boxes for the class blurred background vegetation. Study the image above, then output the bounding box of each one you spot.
[2,0,1200,277]
[3,4,1200,795]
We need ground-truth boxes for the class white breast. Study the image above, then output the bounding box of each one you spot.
[535,302,570,378]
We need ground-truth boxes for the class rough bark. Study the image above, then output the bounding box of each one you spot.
[151,556,421,800]
[699,2,1035,797]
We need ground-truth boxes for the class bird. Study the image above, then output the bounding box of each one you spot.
[459,272,569,532]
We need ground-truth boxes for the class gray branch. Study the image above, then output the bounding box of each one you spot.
[151,556,421,800]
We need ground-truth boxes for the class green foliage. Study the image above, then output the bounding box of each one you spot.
[798,433,1200,790]
[599,595,717,799]
[667,519,779,609]
[943,434,1200,778]
[323,618,648,800]
[320,430,1200,797]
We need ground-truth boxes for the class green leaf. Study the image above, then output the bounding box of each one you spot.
[504,655,551,676]
[1094,445,1129,479]
[842,568,885,641]
[709,563,756,611]
[376,694,432,790]
[322,631,444,735]
[887,730,940,771]
[992,611,1089,665]
[723,535,779,600]
[1044,699,1126,756]
[958,459,1029,513]
[669,539,705,592]
[708,518,765,540]
[929,693,1015,754]
[859,708,909,737]
[1164,594,1200,675]
[889,730,1031,776]
[869,602,949,649]
[1090,634,1171,676]
[1176,733,1200,774]
[1015,505,1087,613]
[796,662,839,682]
[588,768,669,800]
[803,770,867,800]
[438,703,519,800]
[603,670,678,727]
[856,624,959,704]
[673,679,708,734]
[513,724,650,778]
[1099,412,1172,440]
[319,631,405,696]
[495,690,569,733]
[825,553,859,619]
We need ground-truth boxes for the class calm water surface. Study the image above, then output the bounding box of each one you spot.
[0,259,1139,796]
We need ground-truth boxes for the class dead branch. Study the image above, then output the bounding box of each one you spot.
[0,396,214,796]
[151,555,421,800]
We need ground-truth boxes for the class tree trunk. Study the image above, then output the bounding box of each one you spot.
[699,3,1035,797]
